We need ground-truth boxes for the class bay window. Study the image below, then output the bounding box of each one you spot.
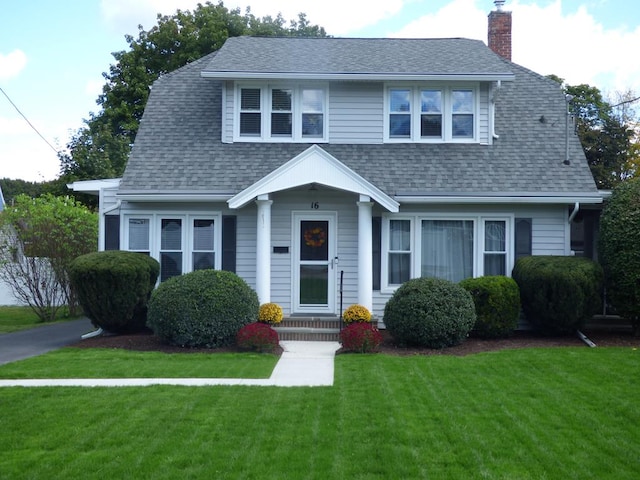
[383,215,512,289]
[237,84,327,141]
[386,85,477,142]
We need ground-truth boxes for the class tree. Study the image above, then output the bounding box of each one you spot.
[60,2,327,183]
[0,194,98,321]
[547,76,638,189]
[599,178,640,335]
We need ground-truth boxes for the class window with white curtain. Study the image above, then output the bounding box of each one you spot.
[128,218,150,254]
[421,220,474,282]
[382,215,512,291]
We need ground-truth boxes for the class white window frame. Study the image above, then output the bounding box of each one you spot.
[122,213,222,283]
[384,84,479,143]
[381,213,513,293]
[234,83,328,142]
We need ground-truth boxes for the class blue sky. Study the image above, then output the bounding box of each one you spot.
[1,0,639,182]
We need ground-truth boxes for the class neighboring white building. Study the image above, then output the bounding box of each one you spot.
[0,185,20,305]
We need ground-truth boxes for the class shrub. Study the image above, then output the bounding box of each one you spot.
[512,256,603,334]
[383,277,476,348]
[459,276,520,338]
[147,270,259,348]
[258,302,283,324]
[236,322,280,352]
[599,178,640,333]
[340,323,383,353]
[69,251,159,333]
[342,304,372,324]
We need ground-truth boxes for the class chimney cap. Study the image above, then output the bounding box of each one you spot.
[494,0,506,11]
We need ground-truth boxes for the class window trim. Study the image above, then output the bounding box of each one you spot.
[234,83,329,142]
[381,213,513,293]
[384,83,479,143]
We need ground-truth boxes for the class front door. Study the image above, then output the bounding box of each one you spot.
[293,212,337,314]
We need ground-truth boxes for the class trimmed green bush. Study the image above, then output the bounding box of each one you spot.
[599,178,640,333]
[69,251,159,333]
[383,277,476,348]
[459,276,520,339]
[512,256,603,334]
[147,269,259,348]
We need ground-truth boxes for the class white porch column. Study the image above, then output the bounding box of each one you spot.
[255,195,273,305]
[357,195,374,312]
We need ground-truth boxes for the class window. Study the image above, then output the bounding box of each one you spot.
[388,219,411,284]
[192,219,215,270]
[382,215,511,290]
[236,84,327,141]
[386,85,477,142]
[160,219,183,282]
[124,214,221,283]
[239,88,261,136]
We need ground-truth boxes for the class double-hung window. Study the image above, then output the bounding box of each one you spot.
[237,84,327,141]
[382,215,512,290]
[386,85,477,142]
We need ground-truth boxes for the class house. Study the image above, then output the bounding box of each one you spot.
[0,184,17,305]
[70,2,602,322]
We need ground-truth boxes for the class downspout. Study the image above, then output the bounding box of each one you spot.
[568,202,579,223]
[491,80,502,140]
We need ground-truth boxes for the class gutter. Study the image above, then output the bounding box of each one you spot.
[568,202,580,223]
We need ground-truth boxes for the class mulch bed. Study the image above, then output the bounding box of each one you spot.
[70,328,640,356]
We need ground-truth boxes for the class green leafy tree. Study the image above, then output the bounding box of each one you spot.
[60,2,327,183]
[0,194,98,321]
[548,76,638,189]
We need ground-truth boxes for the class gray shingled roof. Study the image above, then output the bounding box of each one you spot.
[120,38,598,197]
[202,36,513,77]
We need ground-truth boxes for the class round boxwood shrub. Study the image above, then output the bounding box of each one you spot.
[383,277,476,348]
[147,269,259,348]
[512,255,603,334]
[459,276,520,338]
[599,178,640,333]
[69,251,159,333]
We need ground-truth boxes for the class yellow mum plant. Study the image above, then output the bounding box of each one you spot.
[258,302,283,324]
[342,304,372,324]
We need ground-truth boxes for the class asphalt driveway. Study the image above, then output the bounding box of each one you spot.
[0,317,95,365]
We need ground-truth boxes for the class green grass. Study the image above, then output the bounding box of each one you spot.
[1,347,639,479]
[0,306,77,333]
[0,348,279,379]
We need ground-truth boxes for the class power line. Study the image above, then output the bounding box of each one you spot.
[0,86,60,155]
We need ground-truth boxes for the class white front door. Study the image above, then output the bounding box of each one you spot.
[293,212,337,314]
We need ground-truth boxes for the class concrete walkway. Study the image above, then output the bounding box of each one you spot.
[0,340,341,388]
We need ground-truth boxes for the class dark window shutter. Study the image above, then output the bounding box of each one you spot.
[515,218,532,260]
[372,216,381,290]
[222,216,237,272]
[104,215,120,250]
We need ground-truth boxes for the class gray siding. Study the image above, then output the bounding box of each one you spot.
[222,81,234,143]
[479,83,490,144]
[329,82,384,143]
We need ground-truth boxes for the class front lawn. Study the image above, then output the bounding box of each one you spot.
[0,306,76,333]
[1,347,638,479]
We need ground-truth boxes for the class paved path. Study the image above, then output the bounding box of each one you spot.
[0,331,340,387]
[0,317,95,365]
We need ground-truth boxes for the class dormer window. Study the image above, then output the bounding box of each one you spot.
[385,85,478,142]
[236,84,327,142]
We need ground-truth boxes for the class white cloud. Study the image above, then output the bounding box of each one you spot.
[85,79,105,98]
[100,0,406,36]
[0,50,28,81]
[389,0,485,39]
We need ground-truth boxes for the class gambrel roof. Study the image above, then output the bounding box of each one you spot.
[119,37,599,203]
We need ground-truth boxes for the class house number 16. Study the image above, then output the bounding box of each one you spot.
[311,202,319,209]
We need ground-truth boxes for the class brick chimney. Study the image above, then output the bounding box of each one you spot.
[488,0,512,61]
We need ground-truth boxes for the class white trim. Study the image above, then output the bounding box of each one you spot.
[202,72,516,82]
[67,178,121,195]
[395,195,604,204]
[228,145,399,212]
